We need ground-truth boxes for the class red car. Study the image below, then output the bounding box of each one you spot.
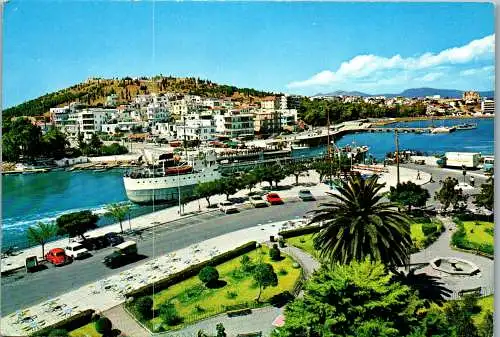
[266,193,284,205]
[45,248,72,266]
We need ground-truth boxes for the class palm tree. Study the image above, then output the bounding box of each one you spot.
[26,222,57,257]
[106,203,131,233]
[309,174,412,267]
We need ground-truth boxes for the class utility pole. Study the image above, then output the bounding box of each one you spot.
[395,129,400,186]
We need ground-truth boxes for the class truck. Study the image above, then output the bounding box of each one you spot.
[482,156,494,173]
[102,241,138,269]
[444,152,481,169]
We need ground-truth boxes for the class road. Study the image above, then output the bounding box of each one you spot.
[1,200,320,315]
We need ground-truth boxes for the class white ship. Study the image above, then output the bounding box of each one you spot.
[431,126,455,134]
[123,151,220,204]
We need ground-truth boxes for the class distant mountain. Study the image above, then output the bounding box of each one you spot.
[314,90,371,97]
[314,87,494,99]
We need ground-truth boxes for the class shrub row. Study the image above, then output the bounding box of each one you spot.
[453,212,493,222]
[31,309,95,337]
[127,241,257,298]
[278,225,321,239]
[421,222,438,236]
[451,221,494,256]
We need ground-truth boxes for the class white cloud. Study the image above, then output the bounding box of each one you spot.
[288,34,494,89]
[459,65,495,77]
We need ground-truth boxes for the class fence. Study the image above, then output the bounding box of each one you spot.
[446,286,494,300]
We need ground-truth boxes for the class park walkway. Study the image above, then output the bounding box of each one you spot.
[410,216,494,296]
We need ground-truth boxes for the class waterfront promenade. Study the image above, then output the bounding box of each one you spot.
[1,166,429,275]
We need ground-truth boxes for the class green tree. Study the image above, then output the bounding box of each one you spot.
[56,210,99,241]
[388,181,431,212]
[312,160,331,183]
[253,263,278,302]
[216,323,227,337]
[271,261,425,337]
[159,301,181,325]
[199,266,219,286]
[218,177,239,200]
[478,311,493,337]
[194,181,219,207]
[42,127,69,159]
[309,174,412,267]
[241,172,259,192]
[444,297,479,337]
[2,118,43,161]
[286,162,308,185]
[26,222,58,257]
[474,177,493,211]
[135,297,153,320]
[88,133,103,156]
[434,177,467,211]
[95,317,113,336]
[105,203,131,233]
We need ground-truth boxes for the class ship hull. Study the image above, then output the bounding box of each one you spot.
[123,169,221,204]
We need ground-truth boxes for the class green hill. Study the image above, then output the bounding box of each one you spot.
[3,76,276,120]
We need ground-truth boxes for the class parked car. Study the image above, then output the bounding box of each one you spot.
[298,189,315,201]
[81,236,109,251]
[65,242,90,259]
[45,248,72,266]
[102,241,138,269]
[104,232,125,247]
[249,195,268,208]
[219,201,238,214]
[266,193,284,205]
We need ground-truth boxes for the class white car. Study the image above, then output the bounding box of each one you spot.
[65,242,89,259]
[219,201,238,214]
[249,195,268,208]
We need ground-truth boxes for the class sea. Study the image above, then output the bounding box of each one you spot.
[2,117,494,248]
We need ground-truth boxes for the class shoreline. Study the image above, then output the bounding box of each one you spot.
[371,114,494,126]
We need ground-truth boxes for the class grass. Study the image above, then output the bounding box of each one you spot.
[68,323,101,337]
[144,245,301,331]
[286,234,319,258]
[463,221,494,246]
[410,223,426,248]
[472,295,494,325]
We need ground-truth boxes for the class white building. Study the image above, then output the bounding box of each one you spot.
[280,109,298,128]
[216,110,254,138]
[152,122,176,139]
[65,108,115,139]
[146,103,169,124]
[481,99,495,114]
[101,121,143,134]
[176,114,216,141]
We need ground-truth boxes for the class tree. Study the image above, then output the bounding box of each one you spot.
[388,181,431,212]
[26,222,57,257]
[271,261,426,337]
[2,118,43,161]
[444,297,479,337]
[95,317,113,336]
[77,131,86,152]
[312,160,331,183]
[241,172,259,193]
[478,311,493,337]
[474,177,493,211]
[42,127,69,159]
[434,177,467,211]
[159,301,181,325]
[199,266,219,286]
[135,297,153,320]
[88,133,103,156]
[216,323,227,337]
[105,203,130,233]
[218,177,239,200]
[253,263,278,302]
[286,162,308,185]
[56,210,99,241]
[269,244,281,261]
[194,181,219,207]
[309,174,412,267]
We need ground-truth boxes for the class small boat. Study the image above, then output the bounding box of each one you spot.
[431,127,452,134]
[93,168,109,172]
[454,123,477,130]
[165,165,193,175]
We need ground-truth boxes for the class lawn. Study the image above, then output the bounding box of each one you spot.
[463,221,494,246]
[69,322,101,337]
[410,223,426,248]
[287,234,319,258]
[144,245,301,331]
[472,295,494,326]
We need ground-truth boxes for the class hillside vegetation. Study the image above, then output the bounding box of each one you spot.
[3,76,275,120]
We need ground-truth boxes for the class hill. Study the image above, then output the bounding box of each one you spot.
[3,76,276,120]
[315,87,494,99]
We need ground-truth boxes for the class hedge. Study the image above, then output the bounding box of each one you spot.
[31,309,95,337]
[453,212,493,222]
[422,222,438,236]
[278,225,321,239]
[127,241,257,298]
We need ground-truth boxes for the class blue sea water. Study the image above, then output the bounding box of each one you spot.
[2,117,494,247]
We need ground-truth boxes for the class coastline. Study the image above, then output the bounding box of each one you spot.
[371,114,494,126]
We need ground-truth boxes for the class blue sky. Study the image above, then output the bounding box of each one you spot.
[3,1,495,108]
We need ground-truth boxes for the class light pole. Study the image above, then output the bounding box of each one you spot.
[395,129,400,186]
[177,168,182,216]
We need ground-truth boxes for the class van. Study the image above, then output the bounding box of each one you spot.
[102,241,138,268]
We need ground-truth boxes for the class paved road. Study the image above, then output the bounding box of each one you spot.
[1,200,321,315]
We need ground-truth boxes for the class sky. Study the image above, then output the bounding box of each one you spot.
[3,1,495,108]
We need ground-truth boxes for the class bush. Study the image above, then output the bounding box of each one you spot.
[135,297,153,320]
[194,304,205,313]
[159,302,182,326]
[95,317,113,335]
[269,246,281,261]
[279,225,321,239]
[278,268,288,276]
[47,329,69,337]
[199,266,219,285]
[269,291,294,307]
[422,223,437,236]
[226,290,238,299]
[32,309,95,337]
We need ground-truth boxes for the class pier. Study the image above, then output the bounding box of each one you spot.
[368,127,435,133]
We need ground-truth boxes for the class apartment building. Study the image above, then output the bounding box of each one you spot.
[146,103,169,124]
[213,109,254,138]
[176,114,216,141]
[280,94,302,110]
[65,108,115,139]
[481,99,495,114]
